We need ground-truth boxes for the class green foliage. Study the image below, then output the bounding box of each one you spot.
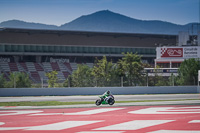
[117,52,144,86]
[45,71,58,88]
[4,72,31,88]
[177,58,200,85]
[92,56,115,87]
[71,64,94,87]
[63,75,71,87]
[0,74,6,88]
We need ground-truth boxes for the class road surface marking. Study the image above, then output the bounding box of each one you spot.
[189,120,200,123]
[26,121,102,130]
[94,120,174,130]
[77,131,124,133]
[128,106,200,114]
[64,108,124,115]
[147,130,200,133]
[0,121,103,131]
[30,108,124,116]
[0,110,43,116]
[30,113,63,116]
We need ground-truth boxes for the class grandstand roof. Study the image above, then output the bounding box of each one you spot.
[0,28,177,47]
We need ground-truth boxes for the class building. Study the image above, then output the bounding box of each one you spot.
[0,28,178,83]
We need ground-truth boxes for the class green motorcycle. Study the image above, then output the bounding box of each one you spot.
[95,95,115,106]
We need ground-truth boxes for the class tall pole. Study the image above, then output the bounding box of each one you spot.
[147,72,148,87]
[198,70,200,86]
[172,73,174,86]
[41,77,43,88]
[14,72,16,88]
[14,75,16,88]
[121,76,123,87]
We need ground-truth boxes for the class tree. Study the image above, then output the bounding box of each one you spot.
[4,72,31,88]
[45,71,58,88]
[147,66,165,86]
[0,74,6,88]
[177,58,200,85]
[92,56,114,87]
[117,52,144,86]
[116,59,126,86]
[71,64,94,87]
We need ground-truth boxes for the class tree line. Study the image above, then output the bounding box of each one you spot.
[0,53,199,88]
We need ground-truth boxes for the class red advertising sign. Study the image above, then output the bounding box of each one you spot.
[161,48,183,57]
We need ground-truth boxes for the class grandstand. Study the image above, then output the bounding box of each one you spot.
[0,28,177,83]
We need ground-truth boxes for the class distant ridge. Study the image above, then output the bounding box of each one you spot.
[0,19,58,30]
[0,10,198,35]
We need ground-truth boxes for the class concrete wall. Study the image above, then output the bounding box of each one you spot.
[0,86,199,96]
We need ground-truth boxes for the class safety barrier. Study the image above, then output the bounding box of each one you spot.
[0,86,199,96]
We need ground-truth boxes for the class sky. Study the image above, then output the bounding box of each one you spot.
[0,0,199,26]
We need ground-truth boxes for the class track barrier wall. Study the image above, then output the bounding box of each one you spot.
[0,86,199,96]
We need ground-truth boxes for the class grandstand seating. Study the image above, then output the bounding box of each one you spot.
[34,63,44,71]
[8,63,18,71]
[63,63,73,72]
[0,61,93,83]
[19,63,28,71]
[30,71,41,82]
[62,71,70,78]
[51,62,60,71]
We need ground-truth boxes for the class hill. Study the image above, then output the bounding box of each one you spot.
[0,20,58,30]
[0,10,198,35]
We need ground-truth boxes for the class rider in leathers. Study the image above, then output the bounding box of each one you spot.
[102,90,112,103]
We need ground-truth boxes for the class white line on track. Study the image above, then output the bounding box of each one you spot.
[30,108,124,116]
[128,106,200,114]
[0,110,43,116]
[147,130,200,133]
[78,131,124,133]
[94,120,174,130]
[188,120,200,123]
[0,121,103,131]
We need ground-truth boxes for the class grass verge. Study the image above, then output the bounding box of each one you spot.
[0,99,199,106]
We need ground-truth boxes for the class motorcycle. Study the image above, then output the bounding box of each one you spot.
[95,95,115,106]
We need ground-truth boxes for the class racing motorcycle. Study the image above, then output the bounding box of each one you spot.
[95,95,115,106]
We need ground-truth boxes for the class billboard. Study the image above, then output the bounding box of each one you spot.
[157,46,200,59]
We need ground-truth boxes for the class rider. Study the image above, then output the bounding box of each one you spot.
[102,90,112,103]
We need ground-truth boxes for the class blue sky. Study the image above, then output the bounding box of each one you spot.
[0,0,199,26]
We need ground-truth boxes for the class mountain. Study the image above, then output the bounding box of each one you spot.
[0,10,198,35]
[0,20,58,30]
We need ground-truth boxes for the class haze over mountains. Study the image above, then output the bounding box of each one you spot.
[0,10,198,35]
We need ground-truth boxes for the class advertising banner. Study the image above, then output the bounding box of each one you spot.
[160,47,183,58]
[157,46,200,59]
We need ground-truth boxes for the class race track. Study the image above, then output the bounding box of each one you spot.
[0,94,199,102]
[0,105,200,133]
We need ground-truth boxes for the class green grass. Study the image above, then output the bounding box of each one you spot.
[0,99,199,106]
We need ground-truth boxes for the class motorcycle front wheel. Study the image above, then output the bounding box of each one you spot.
[95,99,102,106]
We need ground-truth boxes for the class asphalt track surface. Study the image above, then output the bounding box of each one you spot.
[0,94,200,132]
[0,105,200,133]
[0,94,200,102]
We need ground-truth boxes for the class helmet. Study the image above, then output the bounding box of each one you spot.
[107,90,110,95]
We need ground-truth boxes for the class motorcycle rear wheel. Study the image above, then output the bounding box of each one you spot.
[108,99,115,105]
